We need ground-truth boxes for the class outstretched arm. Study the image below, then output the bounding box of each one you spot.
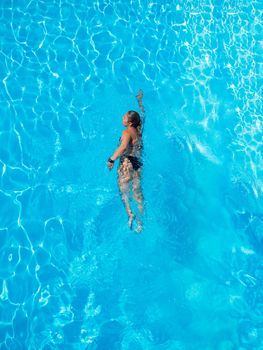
[136,89,145,113]
[136,89,145,134]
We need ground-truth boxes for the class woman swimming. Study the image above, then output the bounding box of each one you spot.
[107,90,145,233]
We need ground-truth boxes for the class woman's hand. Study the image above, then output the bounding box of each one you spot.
[107,161,114,170]
[136,89,144,101]
[107,157,115,170]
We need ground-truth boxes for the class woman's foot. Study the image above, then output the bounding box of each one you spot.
[135,218,143,233]
[128,213,135,229]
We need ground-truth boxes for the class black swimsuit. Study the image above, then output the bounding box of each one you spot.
[120,155,143,171]
[119,137,143,171]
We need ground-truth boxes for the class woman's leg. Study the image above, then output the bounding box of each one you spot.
[118,158,135,228]
[132,169,144,232]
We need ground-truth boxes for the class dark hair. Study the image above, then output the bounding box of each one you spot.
[127,110,141,128]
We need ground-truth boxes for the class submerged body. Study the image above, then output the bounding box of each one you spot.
[107,91,145,232]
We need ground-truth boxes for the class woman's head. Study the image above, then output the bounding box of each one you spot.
[122,110,141,128]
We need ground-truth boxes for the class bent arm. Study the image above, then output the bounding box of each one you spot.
[110,130,130,161]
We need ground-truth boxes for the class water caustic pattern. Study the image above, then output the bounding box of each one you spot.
[0,0,263,349]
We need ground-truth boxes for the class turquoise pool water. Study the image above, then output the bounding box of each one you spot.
[0,0,262,349]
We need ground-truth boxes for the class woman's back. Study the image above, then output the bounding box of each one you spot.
[121,129,143,158]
